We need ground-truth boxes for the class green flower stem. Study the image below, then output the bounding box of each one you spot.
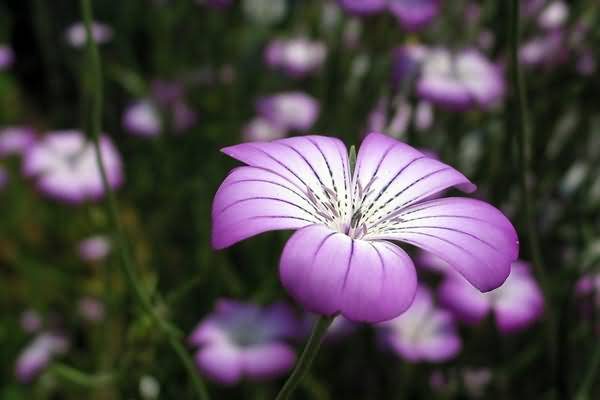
[275,316,334,400]
[80,1,210,399]
[507,0,557,385]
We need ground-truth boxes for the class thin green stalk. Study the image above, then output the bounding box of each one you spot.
[507,0,557,389]
[275,316,334,400]
[80,1,210,399]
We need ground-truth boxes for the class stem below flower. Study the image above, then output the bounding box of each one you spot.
[275,316,334,400]
[80,1,210,399]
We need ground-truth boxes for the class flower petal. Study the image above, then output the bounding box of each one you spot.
[353,133,475,231]
[279,224,417,323]
[368,197,518,292]
[241,343,296,380]
[438,274,491,324]
[195,344,242,385]
[214,136,351,249]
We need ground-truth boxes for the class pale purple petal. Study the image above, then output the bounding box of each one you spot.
[378,287,461,362]
[0,127,37,156]
[337,0,387,16]
[256,92,319,131]
[78,235,111,262]
[388,0,441,31]
[214,135,351,249]
[369,197,518,292]
[265,38,326,78]
[492,261,544,333]
[438,273,491,323]
[122,100,162,137]
[195,343,242,385]
[0,45,15,70]
[353,133,476,231]
[279,224,417,322]
[65,22,113,48]
[242,117,287,142]
[241,343,295,380]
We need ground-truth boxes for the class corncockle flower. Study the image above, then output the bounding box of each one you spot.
[189,299,299,385]
[256,92,319,132]
[151,80,184,107]
[78,235,111,262]
[417,48,505,111]
[65,22,113,48]
[520,31,567,67]
[0,45,15,70]
[537,1,568,30]
[123,100,162,137]
[439,261,543,333]
[377,286,461,362]
[149,80,198,133]
[337,0,387,16]
[23,131,123,204]
[171,100,198,133]
[265,38,327,78]
[0,127,37,157]
[15,333,69,383]
[576,273,600,317]
[212,132,518,322]
[388,0,441,31]
[20,310,43,333]
[78,297,105,323]
[242,117,287,142]
[391,44,428,88]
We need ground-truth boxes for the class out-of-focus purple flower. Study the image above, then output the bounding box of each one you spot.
[212,133,518,322]
[151,80,185,107]
[0,127,37,157]
[377,286,461,362]
[520,30,568,67]
[388,0,441,31]
[439,261,544,333]
[415,100,434,131]
[242,117,286,142]
[391,44,428,88]
[172,100,198,133]
[189,299,299,385]
[265,38,327,78]
[417,48,505,111]
[462,367,492,398]
[576,273,600,313]
[23,131,124,204]
[20,310,43,334]
[0,45,15,70]
[123,101,162,137]
[301,314,357,341]
[337,0,387,16]
[65,22,113,49]
[366,97,434,139]
[78,235,111,262]
[256,92,319,131]
[15,333,69,383]
[538,1,569,30]
[78,297,105,323]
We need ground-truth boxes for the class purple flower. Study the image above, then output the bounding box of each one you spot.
[265,38,327,78]
[78,297,105,323]
[242,117,287,142]
[148,80,198,133]
[388,0,441,31]
[171,100,198,133]
[537,1,569,30]
[15,333,69,383]
[23,131,124,204]
[520,30,567,67]
[65,22,113,49]
[0,45,15,70]
[439,261,543,333]
[256,92,319,131]
[189,300,299,385]
[337,0,387,16]
[576,273,600,316]
[212,132,519,322]
[78,235,112,262]
[122,100,162,137]
[0,127,37,157]
[417,48,505,111]
[377,286,461,362]
[391,44,428,88]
